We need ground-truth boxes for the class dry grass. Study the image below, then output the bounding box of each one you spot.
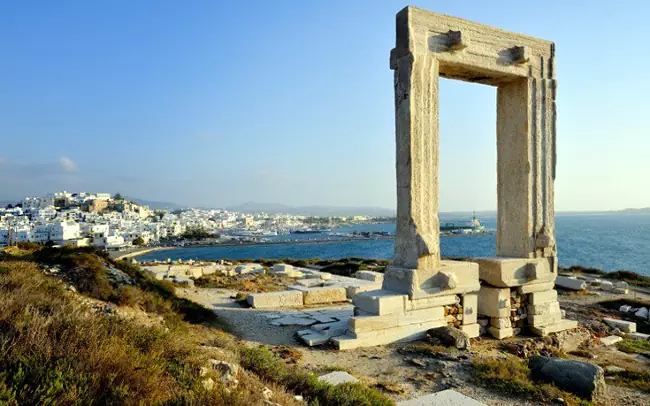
[195,273,294,293]
[606,368,650,393]
[0,247,393,405]
[471,356,591,406]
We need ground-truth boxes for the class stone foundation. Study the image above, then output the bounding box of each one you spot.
[477,258,577,339]
[333,262,480,350]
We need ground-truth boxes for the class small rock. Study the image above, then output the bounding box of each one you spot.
[554,398,565,405]
[262,387,273,399]
[529,356,606,401]
[206,360,239,383]
[634,307,648,319]
[600,335,623,346]
[427,326,471,350]
[604,365,625,374]
[294,395,304,401]
[620,305,632,313]
[317,371,358,385]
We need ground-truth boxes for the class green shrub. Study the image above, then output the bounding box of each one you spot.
[240,346,393,406]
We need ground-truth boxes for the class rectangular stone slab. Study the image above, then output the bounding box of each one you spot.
[555,276,587,290]
[352,290,407,315]
[602,318,636,333]
[406,293,460,312]
[247,291,303,308]
[530,319,578,336]
[475,257,556,287]
[333,319,446,350]
[528,289,558,305]
[348,306,445,334]
[517,281,556,294]
[302,287,347,305]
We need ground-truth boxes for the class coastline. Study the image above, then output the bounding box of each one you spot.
[111,246,173,260]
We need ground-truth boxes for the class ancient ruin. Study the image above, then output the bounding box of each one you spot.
[333,6,576,349]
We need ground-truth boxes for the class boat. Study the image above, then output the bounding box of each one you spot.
[439,214,485,232]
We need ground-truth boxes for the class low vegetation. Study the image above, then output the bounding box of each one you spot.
[195,272,294,293]
[240,345,394,406]
[606,368,650,393]
[471,356,590,406]
[0,245,393,405]
[615,339,650,354]
[561,265,650,287]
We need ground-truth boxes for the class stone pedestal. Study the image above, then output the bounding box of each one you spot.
[476,257,577,339]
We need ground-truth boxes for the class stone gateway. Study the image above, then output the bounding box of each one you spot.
[334,6,576,349]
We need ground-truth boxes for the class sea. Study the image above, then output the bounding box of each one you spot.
[137,213,650,276]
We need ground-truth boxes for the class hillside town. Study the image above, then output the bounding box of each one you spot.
[0,191,378,249]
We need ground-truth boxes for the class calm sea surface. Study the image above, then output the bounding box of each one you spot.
[138,213,650,276]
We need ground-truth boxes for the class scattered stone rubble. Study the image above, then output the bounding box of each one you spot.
[246,264,382,309]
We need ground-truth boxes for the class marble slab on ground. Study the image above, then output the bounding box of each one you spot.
[397,389,486,406]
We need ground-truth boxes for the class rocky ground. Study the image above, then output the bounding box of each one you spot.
[178,273,650,406]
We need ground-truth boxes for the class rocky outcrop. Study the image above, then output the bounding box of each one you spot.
[528,356,606,401]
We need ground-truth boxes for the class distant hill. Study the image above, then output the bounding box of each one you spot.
[226,202,395,217]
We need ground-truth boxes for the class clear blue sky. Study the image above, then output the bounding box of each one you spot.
[1,0,648,211]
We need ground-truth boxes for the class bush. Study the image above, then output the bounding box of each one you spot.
[240,346,393,406]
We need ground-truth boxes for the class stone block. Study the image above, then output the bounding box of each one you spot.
[460,323,481,338]
[384,261,478,297]
[317,371,358,385]
[602,318,636,333]
[530,319,578,336]
[529,290,558,305]
[271,263,293,274]
[302,287,347,305]
[333,319,446,350]
[599,280,614,290]
[475,257,556,288]
[462,294,478,325]
[489,317,511,329]
[345,283,382,299]
[518,281,556,294]
[246,290,303,308]
[627,332,650,341]
[528,301,561,316]
[488,326,514,339]
[529,312,563,327]
[354,270,384,283]
[295,279,323,288]
[555,276,587,290]
[406,293,460,312]
[397,389,486,406]
[348,306,444,334]
[600,335,623,346]
[352,290,407,315]
[477,285,511,318]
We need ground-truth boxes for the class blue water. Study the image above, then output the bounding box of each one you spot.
[138,213,650,276]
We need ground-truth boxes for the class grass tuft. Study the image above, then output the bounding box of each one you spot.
[471,356,591,406]
[615,339,650,354]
